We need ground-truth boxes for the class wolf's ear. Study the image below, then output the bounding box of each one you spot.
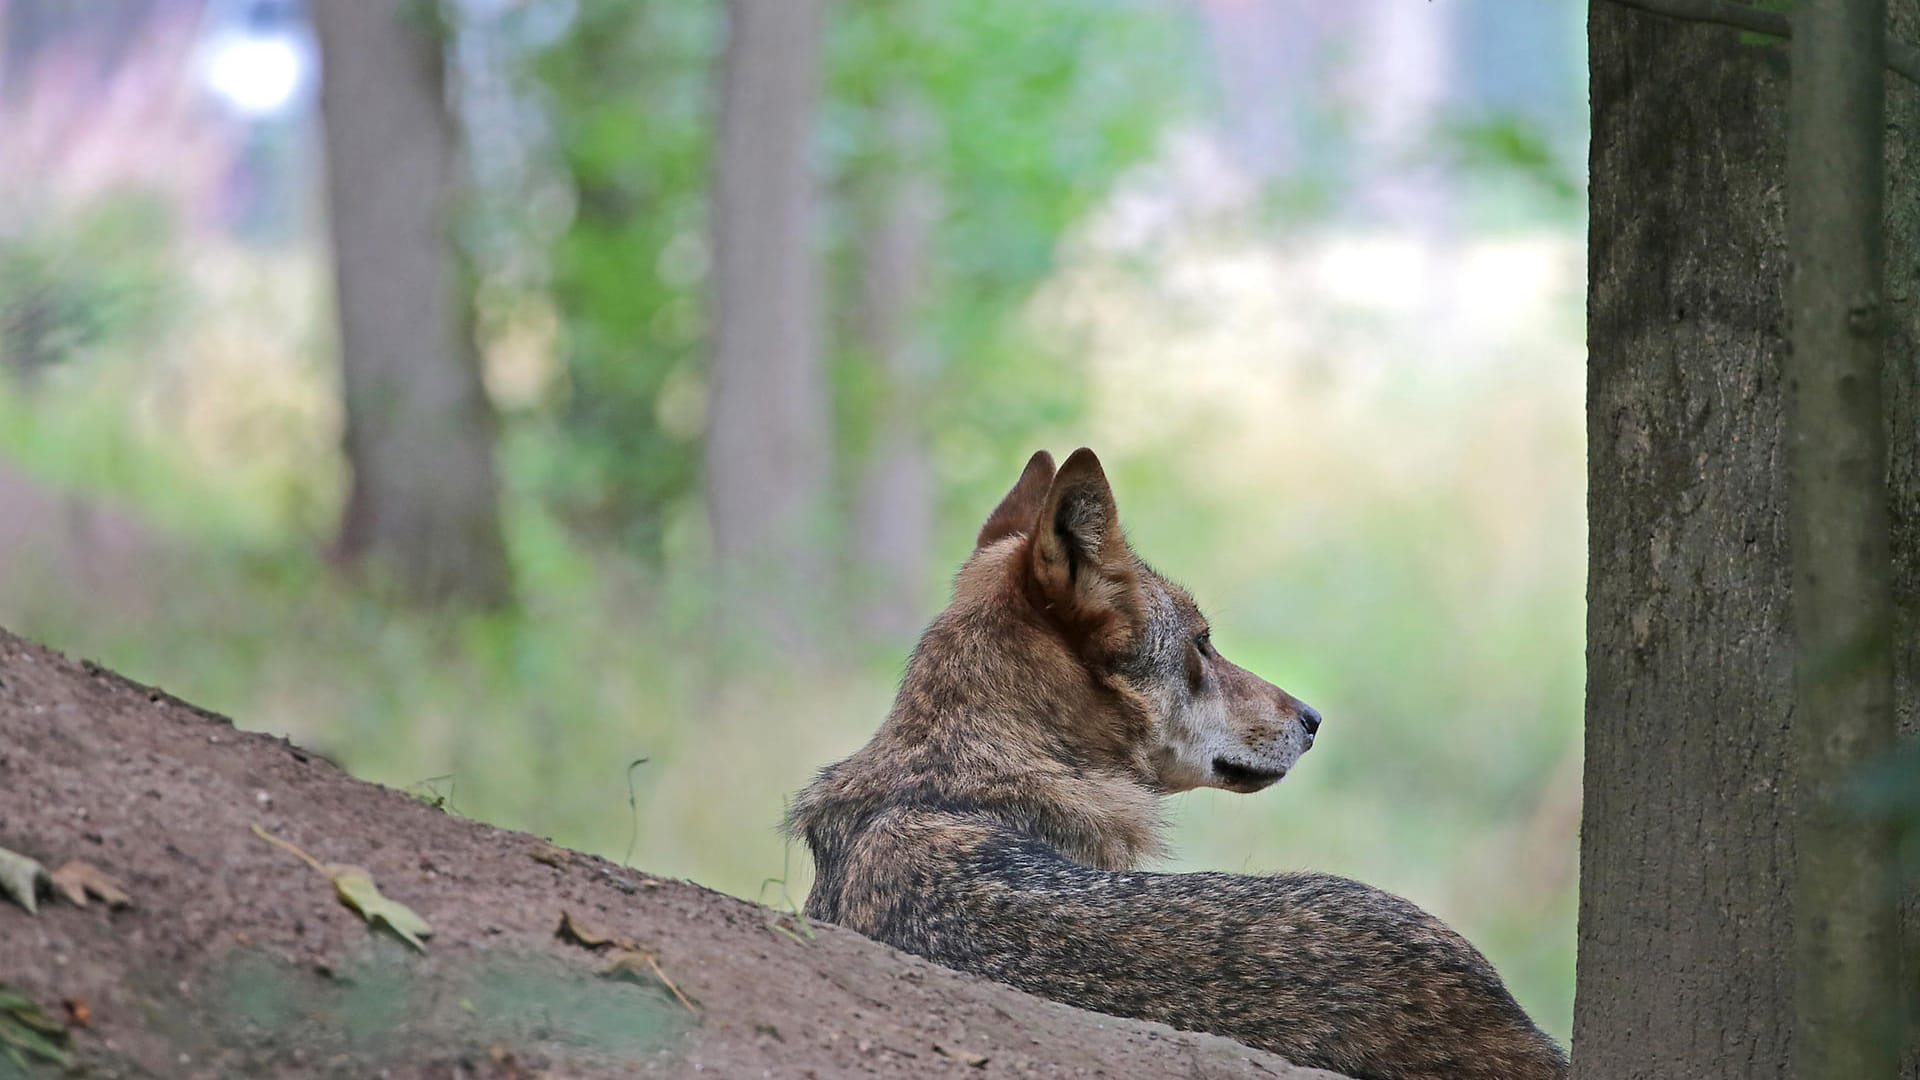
[1030,448,1140,642]
[976,450,1057,549]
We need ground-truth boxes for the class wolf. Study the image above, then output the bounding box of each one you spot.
[788,448,1569,1080]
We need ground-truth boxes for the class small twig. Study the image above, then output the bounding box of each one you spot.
[757,830,817,942]
[251,825,329,877]
[1604,0,1920,85]
[643,953,698,1014]
[622,757,649,867]
[406,773,458,814]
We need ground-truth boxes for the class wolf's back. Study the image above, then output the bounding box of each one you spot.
[812,810,1568,1080]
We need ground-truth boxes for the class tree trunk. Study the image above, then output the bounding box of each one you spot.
[849,95,940,646]
[705,0,831,647]
[1784,0,1899,1074]
[312,0,512,608]
[1578,4,1919,1077]
[1890,8,1920,1076]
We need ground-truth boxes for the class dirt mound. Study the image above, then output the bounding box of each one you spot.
[0,627,1339,1078]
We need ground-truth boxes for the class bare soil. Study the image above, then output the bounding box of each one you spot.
[0,627,1340,1079]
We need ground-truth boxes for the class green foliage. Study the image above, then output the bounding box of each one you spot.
[826,0,1198,537]
[523,1,721,558]
[0,195,175,381]
[0,985,70,1071]
[521,0,1195,558]
[830,0,1184,312]
[1433,114,1582,215]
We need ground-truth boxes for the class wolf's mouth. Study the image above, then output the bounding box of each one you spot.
[1212,758,1286,792]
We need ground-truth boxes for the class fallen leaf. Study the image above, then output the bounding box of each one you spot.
[556,911,696,1014]
[529,844,571,869]
[0,985,69,1068]
[328,865,432,952]
[935,1044,991,1068]
[599,948,698,1014]
[486,1043,530,1080]
[252,825,432,951]
[0,846,48,914]
[50,861,131,909]
[556,910,618,950]
[62,999,89,1028]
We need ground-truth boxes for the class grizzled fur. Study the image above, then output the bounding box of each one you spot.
[789,449,1568,1080]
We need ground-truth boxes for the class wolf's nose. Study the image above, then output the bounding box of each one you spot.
[1298,705,1323,736]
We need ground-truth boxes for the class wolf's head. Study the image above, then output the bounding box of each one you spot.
[961,447,1320,796]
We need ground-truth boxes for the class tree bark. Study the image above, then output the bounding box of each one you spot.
[312,0,512,608]
[849,95,941,646]
[1578,4,1919,1077]
[1889,8,1920,1077]
[1785,0,1899,1074]
[705,0,832,647]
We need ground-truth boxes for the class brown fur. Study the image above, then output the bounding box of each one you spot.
[790,449,1568,1080]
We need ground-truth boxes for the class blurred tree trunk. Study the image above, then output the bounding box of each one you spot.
[1577,3,1919,1077]
[705,0,831,646]
[312,0,512,608]
[849,95,940,645]
[1785,1,1899,1075]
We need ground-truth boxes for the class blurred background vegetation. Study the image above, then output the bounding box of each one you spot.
[0,0,1585,1040]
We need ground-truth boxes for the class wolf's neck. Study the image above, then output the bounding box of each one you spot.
[806,735,1167,872]
[824,607,1167,871]
[960,754,1166,870]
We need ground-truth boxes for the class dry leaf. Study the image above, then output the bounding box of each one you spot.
[935,1044,991,1068]
[0,846,48,915]
[556,913,697,1014]
[252,825,432,951]
[486,1043,531,1080]
[529,844,572,869]
[556,910,619,950]
[50,861,131,909]
[62,999,89,1028]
